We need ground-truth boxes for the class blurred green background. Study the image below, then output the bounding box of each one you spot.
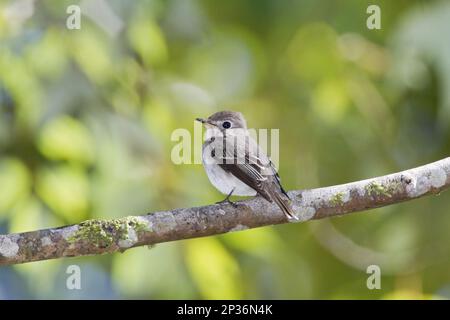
[1,0,450,299]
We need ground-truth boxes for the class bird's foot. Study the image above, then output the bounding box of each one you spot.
[216,188,238,207]
[216,198,238,208]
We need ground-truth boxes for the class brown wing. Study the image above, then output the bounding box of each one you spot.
[216,134,282,202]
[269,160,290,199]
[209,132,295,219]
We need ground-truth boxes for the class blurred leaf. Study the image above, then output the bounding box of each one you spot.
[71,29,113,84]
[37,116,94,165]
[168,82,215,111]
[36,165,89,223]
[112,244,195,298]
[338,34,388,77]
[0,158,30,218]
[0,50,43,127]
[221,227,282,259]
[376,213,418,254]
[142,97,174,140]
[128,18,168,67]
[25,28,67,79]
[14,259,61,298]
[184,238,243,299]
[9,195,61,233]
[312,79,350,124]
[382,290,438,300]
[391,1,450,128]
[286,23,343,82]
[185,29,262,102]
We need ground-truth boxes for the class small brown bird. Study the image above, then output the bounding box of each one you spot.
[196,111,297,220]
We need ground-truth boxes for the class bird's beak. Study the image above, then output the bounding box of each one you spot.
[196,118,216,127]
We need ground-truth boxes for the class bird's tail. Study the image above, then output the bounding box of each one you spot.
[269,189,298,220]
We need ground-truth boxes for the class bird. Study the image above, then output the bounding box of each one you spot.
[196,110,297,220]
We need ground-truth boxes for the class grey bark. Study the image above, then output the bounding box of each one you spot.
[1,157,449,265]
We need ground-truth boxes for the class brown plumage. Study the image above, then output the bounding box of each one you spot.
[197,110,297,220]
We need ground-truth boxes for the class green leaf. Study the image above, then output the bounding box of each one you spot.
[185,238,243,299]
[112,244,195,299]
[128,19,168,67]
[38,116,94,165]
[0,158,31,218]
[72,30,113,84]
[36,165,89,222]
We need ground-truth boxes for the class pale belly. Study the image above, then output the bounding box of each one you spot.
[203,163,257,196]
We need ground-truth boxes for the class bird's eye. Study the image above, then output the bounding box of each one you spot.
[222,121,231,129]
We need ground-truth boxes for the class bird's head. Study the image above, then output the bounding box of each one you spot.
[196,111,247,131]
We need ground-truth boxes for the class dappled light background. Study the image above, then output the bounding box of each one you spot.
[1,0,450,299]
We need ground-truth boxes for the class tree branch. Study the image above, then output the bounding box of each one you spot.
[1,158,449,265]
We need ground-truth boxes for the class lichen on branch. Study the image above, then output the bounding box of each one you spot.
[0,157,449,266]
[66,216,151,249]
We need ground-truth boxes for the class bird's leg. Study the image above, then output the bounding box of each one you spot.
[216,188,238,207]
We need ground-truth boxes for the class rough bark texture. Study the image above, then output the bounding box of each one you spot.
[1,158,449,266]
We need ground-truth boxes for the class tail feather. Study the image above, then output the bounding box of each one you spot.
[268,189,298,220]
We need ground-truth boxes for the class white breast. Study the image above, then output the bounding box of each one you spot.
[202,149,257,197]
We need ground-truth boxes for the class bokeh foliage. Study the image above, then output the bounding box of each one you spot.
[1,0,450,299]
